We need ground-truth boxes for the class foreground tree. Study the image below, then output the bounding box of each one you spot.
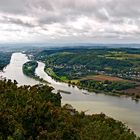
[0,80,139,140]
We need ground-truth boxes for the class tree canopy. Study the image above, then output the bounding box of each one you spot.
[0,52,12,70]
[0,80,139,140]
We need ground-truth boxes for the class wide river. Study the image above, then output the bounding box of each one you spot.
[0,53,140,136]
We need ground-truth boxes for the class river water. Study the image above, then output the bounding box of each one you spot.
[0,53,140,136]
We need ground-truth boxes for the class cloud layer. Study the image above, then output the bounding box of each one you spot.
[0,0,140,43]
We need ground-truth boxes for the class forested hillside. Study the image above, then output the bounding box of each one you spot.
[34,48,140,81]
[0,52,12,70]
[0,80,138,140]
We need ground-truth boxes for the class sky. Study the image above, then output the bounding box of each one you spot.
[0,0,140,43]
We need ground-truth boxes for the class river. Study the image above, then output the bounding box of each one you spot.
[0,53,140,136]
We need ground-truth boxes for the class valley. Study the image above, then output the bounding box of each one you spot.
[1,49,140,137]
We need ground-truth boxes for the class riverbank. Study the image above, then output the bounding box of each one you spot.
[44,67,140,100]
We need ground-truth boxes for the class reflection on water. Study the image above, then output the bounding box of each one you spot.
[0,53,140,136]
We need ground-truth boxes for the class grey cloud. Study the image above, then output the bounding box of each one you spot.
[0,16,36,27]
[105,0,140,18]
[0,0,140,23]
[0,0,140,42]
[0,0,28,14]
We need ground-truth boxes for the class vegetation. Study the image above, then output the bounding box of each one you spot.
[22,61,48,83]
[23,61,38,77]
[0,79,139,140]
[0,52,12,70]
[33,48,140,81]
[76,80,136,95]
[45,68,60,81]
[34,48,140,81]
[33,48,140,98]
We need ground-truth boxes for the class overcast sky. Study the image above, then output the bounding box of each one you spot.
[0,0,140,43]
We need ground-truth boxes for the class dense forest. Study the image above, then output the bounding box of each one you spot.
[0,79,139,140]
[0,52,12,70]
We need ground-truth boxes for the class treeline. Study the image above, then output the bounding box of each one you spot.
[0,52,12,70]
[77,80,136,95]
[0,80,139,140]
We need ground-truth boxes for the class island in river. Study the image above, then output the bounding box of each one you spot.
[22,60,49,84]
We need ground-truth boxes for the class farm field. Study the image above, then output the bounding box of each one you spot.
[121,86,140,97]
[81,74,127,82]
